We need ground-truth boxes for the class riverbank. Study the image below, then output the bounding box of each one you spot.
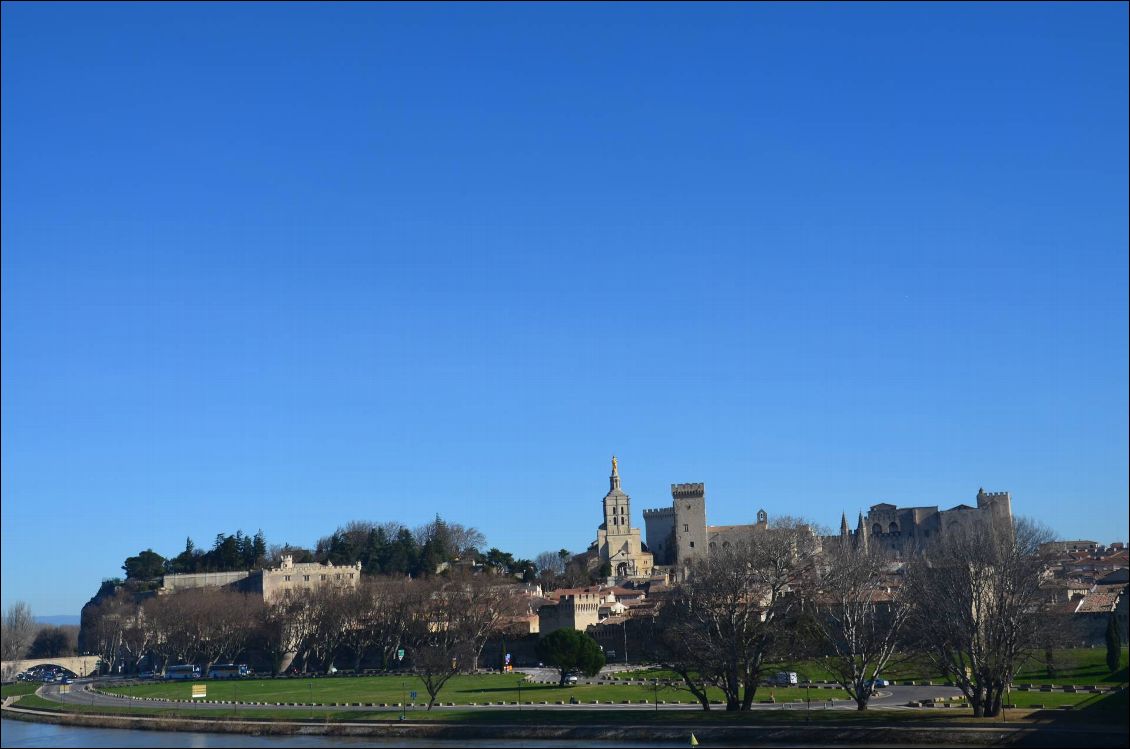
[5,701,1128,747]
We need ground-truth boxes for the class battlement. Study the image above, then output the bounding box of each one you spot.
[976,488,1011,506]
[643,507,675,517]
[671,483,705,499]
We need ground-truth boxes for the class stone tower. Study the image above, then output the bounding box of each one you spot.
[594,457,653,579]
[603,456,632,538]
[672,482,708,580]
[976,488,1013,527]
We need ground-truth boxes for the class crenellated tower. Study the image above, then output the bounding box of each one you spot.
[672,482,708,580]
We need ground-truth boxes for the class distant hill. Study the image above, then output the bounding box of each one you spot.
[35,615,80,626]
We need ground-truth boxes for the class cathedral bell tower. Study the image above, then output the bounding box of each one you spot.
[594,456,654,580]
[603,455,630,536]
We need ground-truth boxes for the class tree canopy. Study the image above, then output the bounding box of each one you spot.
[535,628,606,686]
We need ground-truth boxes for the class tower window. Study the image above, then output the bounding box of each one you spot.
[683,524,689,532]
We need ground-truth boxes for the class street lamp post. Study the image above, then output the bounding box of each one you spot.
[654,678,659,713]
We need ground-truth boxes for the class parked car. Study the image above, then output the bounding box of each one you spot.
[865,678,891,692]
[565,675,579,685]
[138,671,156,680]
[768,671,798,686]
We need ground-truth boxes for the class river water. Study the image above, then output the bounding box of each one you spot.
[1,720,689,748]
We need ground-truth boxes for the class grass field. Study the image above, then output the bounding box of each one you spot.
[102,673,851,706]
[16,690,1128,726]
[1,683,41,699]
[624,647,1129,687]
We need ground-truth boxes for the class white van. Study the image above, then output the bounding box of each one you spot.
[770,671,798,686]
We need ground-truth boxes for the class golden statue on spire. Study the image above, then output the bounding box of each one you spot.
[612,455,618,474]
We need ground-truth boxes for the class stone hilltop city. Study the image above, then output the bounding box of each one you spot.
[2,455,1125,694]
[60,455,1117,674]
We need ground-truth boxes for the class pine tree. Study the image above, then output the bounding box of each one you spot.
[1106,612,1123,674]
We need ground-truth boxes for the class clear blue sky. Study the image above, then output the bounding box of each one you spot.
[2,3,1127,617]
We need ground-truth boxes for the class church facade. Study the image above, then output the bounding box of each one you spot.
[593,457,654,580]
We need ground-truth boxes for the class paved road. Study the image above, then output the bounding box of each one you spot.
[42,677,963,713]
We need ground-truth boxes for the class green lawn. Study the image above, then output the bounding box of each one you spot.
[625,647,1130,687]
[1,683,41,699]
[1012,647,1128,685]
[102,674,850,706]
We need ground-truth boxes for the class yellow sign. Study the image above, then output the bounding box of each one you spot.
[690,734,698,747]
[191,684,207,699]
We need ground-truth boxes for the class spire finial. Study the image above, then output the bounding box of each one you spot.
[612,455,618,475]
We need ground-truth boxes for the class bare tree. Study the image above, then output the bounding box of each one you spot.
[804,540,911,710]
[119,609,154,674]
[403,579,465,710]
[145,592,197,668]
[2,601,37,679]
[85,592,139,674]
[306,587,349,673]
[647,589,720,710]
[194,589,259,669]
[655,518,819,711]
[402,575,520,709]
[535,550,566,588]
[256,591,309,675]
[904,517,1053,718]
[337,578,412,672]
[337,582,381,672]
[145,588,258,671]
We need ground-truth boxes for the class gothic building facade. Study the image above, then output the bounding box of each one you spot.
[591,457,1015,582]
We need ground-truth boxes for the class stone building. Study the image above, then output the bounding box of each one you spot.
[159,555,360,603]
[642,481,772,581]
[260,555,361,603]
[594,457,654,581]
[834,488,1014,554]
[537,587,604,636]
[634,467,1014,578]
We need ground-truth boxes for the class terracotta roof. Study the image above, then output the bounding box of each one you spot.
[1076,584,1126,614]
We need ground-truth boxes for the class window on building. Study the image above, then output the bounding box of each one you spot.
[321,574,327,581]
[349,573,354,579]
[303,575,310,582]
[689,541,695,548]
[284,575,291,582]
[683,524,689,532]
